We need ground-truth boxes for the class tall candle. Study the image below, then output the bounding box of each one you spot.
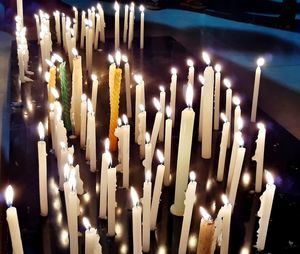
[107,158,117,236]
[217,113,230,182]
[98,5,105,43]
[123,4,129,43]
[17,0,24,26]
[114,2,120,49]
[198,74,204,142]
[138,105,146,159]
[143,171,152,252]
[80,11,86,48]
[256,170,276,251]
[220,195,232,254]
[143,133,152,173]
[121,115,130,188]
[170,67,177,126]
[91,74,99,114]
[54,11,61,44]
[83,217,102,254]
[197,207,215,254]
[214,64,221,130]
[5,185,24,254]
[37,122,48,216]
[94,13,100,49]
[232,96,241,135]
[251,57,265,122]
[252,123,266,193]
[128,3,134,49]
[34,14,40,43]
[134,74,145,143]
[201,52,214,159]
[224,78,232,148]
[178,172,197,254]
[158,86,166,141]
[171,84,195,216]
[164,106,172,186]
[150,150,165,230]
[187,59,194,86]
[139,5,144,49]
[131,187,142,254]
[73,7,78,40]
[87,100,96,172]
[80,94,87,149]
[122,55,132,118]
[150,98,162,160]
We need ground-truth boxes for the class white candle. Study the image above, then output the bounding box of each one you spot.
[170,67,177,126]
[198,74,204,142]
[17,0,23,26]
[80,11,86,49]
[171,84,195,216]
[142,171,152,252]
[91,74,99,114]
[134,74,145,143]
[214,64,221,130]
[61,13,66,51]
[131,187,142,254]
[217,114,230,182]
[128,3,134,49]
[150,98,163,160]
[94,13,100,49]
[115,118,123,169]
[178,172,197,254]
[158,86,166,142]
[232,96,241,135]
[256,170,276,251]
[122,55,132,118]
[114,2,120,49]
[150,150,165,230]
[224,78,232,148]
[5,185,24,254]
[139,5,144,49]
[251,57,265,122]
[201,52,214,159]
[53,11,61,44]
[37,122,48,216]
[121,115,130,188]
[83,217,102,254]
[143,133,152,173]
[35,14,40,43]
[187,59,194,86]
[164,106,172,186]
[73,7,78,40]
[99,139,110,219]
[228,137,246,206]
[123,4,129,43]
[98,5,105,43]
[107,157,117,237]
[80,94,87,149]
[138,105,146,159]
[87,100,96,172]
[252,123,266,193]
[63,164,71,217]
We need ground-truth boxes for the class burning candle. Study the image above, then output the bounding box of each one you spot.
[139,5,144,49]
[121,115,130,188]
[232,96,241,135]
[53,11,61,44]
[143,132,152,173]
[198,74,204,142]
[5,185,24,254]
[164,106,172,186]
[123,4,129,43]
[178,172,197,254]
[214,64,221,130]
[37,122,48,216]
[150,98,163,159]
[150,150,165,230]
[224,78,232,148]
[159,86,166,142]
[114,2,120,49]
[80,11,86,48]
[220,194,232,254]
[122,55,132,118]
[80,94,87,149]
[251,57,265,122]
[128,3,135,49]
[131,187,142,253]
[94,13,100,49]
[143,171,152,252]
[187,59,195,86]
[134,74,145,143]
[91,74,99,114]
[83,217,102,254]
[171,84,195,216]
[170,67,177,126]
[107,155,117,236]
[138,105,146,158]
[256,170,276,251]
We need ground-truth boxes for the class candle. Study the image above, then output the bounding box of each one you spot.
[107,155,117,237]
[80,11,86,48]
[37,122,48,216]
[68,155,84,195]
[91,74,99,114]
[54,11,61,44]
[94,13,100,49]
[224,78,232,148]
[150,150,165,230]
[99,139,110,219]
[252,123,266,193]
[80,94,87,149]
[228,136,246,206]
[150,98,163,159]
[73,7,78,40]
[58,143,74,191]
[198,74,204,142]
[122,55,132,118]
[98,4,105,43]
[256,170,276,251]
[46,60,56,105]
[220,195,232,254]
[197,207,215,254]
[138,105,146,159]
[130,187,142,253]
[34,14,40,43]
[17,0,24,26]
[251,57,265,122]
[164,106,172,186]
[178,172,197,254]
[143,132,152,173]
[214,64,221,130]
[139,5,144,49]
[134,74,145,143]
[128,3,134,49]
[108,54,116,100]
[142,171,152,252]
[86,100,96,172]
[114,2,120,49]
[170,67,177,126]
[63,164,71,217]
[5,185,24,254]
[201,52,214,159]
[115,118,123,169]
[123,4,129,43]
[158,86,166,142]
[232,96,241,135]
[187,59,194,86]
[121,115,130,188]
[171,84,195,216]
[83,217,102,254]
[61,13,66,51]
[217,113,230,182]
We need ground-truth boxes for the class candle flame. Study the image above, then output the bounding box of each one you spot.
[45,72,50,83]
[122,55,128,63]
[240,247,250,254]
[130,187,139,206]
[186,83,193,108]
[72,6,77,12]
[139,5,145,12]
[53,53,63,63]
[68,154,74,165]
[200,207,211,221]
[81,94,87,102]
[87,99,93,113]
[38,122,45,140]
[105,138,110,151]
[51,88,59,99]
[68,170,76,191]
[46,59,54,67]
[115,51,121,66]
[60,142,66,150]
[257,122,265,130]
[242,172,251,186]
[134,74,143,84]
[130,2,135,11]
[166,106,171,118]
[146,170,151,182]
[156,149,164,164]
[232,96,240,106]
[49,103,54,111]
[189,171,196,181]
[91,74,97,81]
[72,48,78,57]
[238,135,244,147]
[5,185,14,207]
[114,2,120,11]
[145,132,150,144]
[187,59,194,67]
[97,3,102,10]
[82,217,91,230]
[220,112,227,123]
[159,86,165,93]
[198,74,205,85]
[202,51,211,65]
[215,64,221,72]
[108,54,114,64]
[91,6,95,12]
[122,114,128,125]
[223,78,231,88]
[257,57,265,67]
[265,170,274,185]
[221,194,229,205]
[237,117,243,131]
[153,97,161,111]
[139,104,145,112]
[117,118,122,127]
[64,164,70,181]
[171,67,177,75]
[107,152,112,167]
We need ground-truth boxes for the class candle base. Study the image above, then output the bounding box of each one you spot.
[170,204,184,217]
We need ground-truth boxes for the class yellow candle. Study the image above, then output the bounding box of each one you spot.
[47,64,56,104]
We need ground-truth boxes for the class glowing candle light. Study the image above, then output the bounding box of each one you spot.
[164,106,172,186]
[158,86,166,142]
[232,96,241,135]
[139,5,145,49]
[121,115,130,188]
[143,132,152,173]
[107,154,117,236]
[198,74,205,142]
[131,187,142,253]
[187,59,195,86]
[134,74,145,143]
[122,55,132,118]
[150,98,162,159]
[91,74,99,114]
[83,217,102,254]
[224,78,232,148]
[142,171,151,252]
[170,67,177,126]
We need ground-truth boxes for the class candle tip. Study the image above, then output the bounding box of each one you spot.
[134,74,143,84]
[166,106,171,118]
[44,72,50,82]
[199,207,211,221]
[139,5,145,12]
[153,97,161,111]
[87,99,93,113]
[104,138,110,151]
[171,67,177,75]
[145,132,150,144]
[91,74,97,81]
[146,170,151,182]
[122,55,128,63]
[5,185,14,207]
[232,96,240,106]
[68,170,77,192]
[51,87,59,100]
[220,112,227,123]
[257,122,265,130]
[114,2,120,11]
[108,54,114,64]
[237,117,243,131]
[139,104,145,112]
[159,85,165,92]
[187,58,194,67]
[72,48,78,57]
[122,114,128,125]
[81,94,87,102]
[115,51,121,66]
[221,194,229,205]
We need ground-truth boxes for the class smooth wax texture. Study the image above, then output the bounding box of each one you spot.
[251,66,262,122]
[214,71,221,130]
[132,205,142,254]
[80,99,87,148]
[38,140,48,216]
[150,111,163,160]
[122,124,130,188]
[107,167,117,236]
[196,219,215,254]
[124,62,132,118]
[164,118,172,186]
[143,179,152,252]
[140,10,144,49]
[99,152,109,219]
[138,110,146,158]
[217,122,230,182]
[170,72,177,126]
[159,89,166,142]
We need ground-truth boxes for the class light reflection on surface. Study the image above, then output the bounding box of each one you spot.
[188,234,198,251]
[120,243,128,254]
[240,246,250,254]
[242,172,251,187]
[157,245,167,254]
[83,192,90,202]
[60,229,69,247]
[115,222,123,239]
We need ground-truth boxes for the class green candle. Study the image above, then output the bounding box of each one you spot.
[59,62,72,132]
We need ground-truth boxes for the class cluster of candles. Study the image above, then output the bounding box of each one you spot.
[7,1,276,253]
